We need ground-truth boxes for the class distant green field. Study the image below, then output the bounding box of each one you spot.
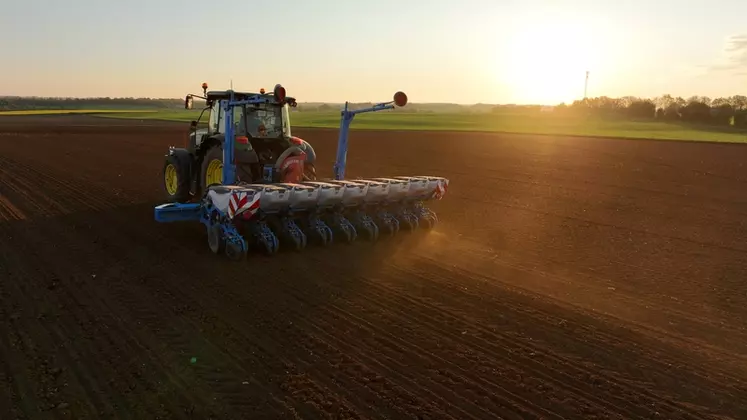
[0,109,156,116]
[96,108,747,143]
[96,109,206,122]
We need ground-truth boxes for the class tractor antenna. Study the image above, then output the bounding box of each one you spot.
[230,79,233,90]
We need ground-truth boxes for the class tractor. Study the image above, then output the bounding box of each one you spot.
[162,83,317,204]
[155,82,449,260]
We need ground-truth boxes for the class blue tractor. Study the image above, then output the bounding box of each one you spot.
[155,82,449,260]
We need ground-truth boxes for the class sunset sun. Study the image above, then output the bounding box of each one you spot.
[503,22,602,105]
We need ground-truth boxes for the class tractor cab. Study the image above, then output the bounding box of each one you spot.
[187,88,297,155]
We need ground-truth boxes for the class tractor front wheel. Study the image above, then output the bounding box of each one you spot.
[163,154,190,202]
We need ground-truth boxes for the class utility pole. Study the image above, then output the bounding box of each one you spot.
[584,71,590,99]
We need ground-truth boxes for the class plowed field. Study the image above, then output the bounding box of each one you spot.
[1,115,746,419]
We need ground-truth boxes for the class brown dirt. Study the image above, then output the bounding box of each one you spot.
[1,114,746,419]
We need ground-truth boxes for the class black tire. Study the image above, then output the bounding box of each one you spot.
[200,145,223,192]
[207,224,226,254]
[163,154,191,202]
[225,240,247,261]
[303,162,317,181]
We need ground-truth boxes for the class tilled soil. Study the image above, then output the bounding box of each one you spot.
[1,115,746,419]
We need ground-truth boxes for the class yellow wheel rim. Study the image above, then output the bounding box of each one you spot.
[206,159,223,185]
[164,164,178,195]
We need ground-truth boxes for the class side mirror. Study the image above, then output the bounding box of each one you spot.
[185,95,194,110]
[393,91,408,107]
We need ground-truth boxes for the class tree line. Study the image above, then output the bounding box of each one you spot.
[6,94,747,128]
[0,97,184,111]
[554,94,747,127]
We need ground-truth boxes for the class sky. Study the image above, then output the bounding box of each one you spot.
[2,0,747,105]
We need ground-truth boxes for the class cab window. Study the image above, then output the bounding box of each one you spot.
[208,100,222,134]
[233,106,244,135]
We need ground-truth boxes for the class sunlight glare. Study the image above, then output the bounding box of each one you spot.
[502,20,604,105]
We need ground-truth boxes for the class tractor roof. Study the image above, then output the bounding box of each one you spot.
[205,90,296,106]
[206,90,269,101]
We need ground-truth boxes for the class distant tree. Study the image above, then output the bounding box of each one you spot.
[712,97,731,107]
[730,95,747,110]
[654,94,675,110]
[663,103,681,120]
[680,100,712,123]
[687,95,712,106]
[627,99,656,119]
[712,103,735,125]
[618,96,638,109]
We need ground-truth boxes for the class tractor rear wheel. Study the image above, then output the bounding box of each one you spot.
[163,155,190,202]
[303,162,317,181]
[201,145,223,190]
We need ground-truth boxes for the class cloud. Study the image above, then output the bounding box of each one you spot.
[710,35,747,73]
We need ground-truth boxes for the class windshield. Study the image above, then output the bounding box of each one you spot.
[281,103,292,138]
[238,103,291,138]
